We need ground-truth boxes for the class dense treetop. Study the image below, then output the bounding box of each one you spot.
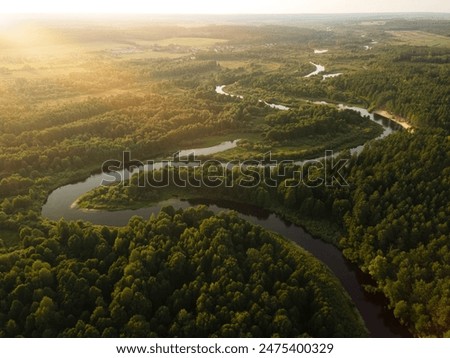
[0,207,366,337]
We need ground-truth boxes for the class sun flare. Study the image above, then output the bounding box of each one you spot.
[0,0,449,14]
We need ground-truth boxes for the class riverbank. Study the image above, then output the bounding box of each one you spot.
[75,184,342,244]
[373,110,413,130]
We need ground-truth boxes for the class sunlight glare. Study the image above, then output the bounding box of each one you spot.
[0,0,317,15]
[0,0,449,16]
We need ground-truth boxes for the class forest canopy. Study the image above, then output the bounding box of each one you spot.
[0,208,367,337]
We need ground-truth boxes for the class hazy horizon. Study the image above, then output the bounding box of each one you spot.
[0,0,449,14]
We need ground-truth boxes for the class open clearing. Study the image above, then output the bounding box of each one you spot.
[218,60,281,71]
[137,37,228,48]
[387,31,450,47]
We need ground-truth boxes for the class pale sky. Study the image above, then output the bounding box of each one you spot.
[0,0,449,14]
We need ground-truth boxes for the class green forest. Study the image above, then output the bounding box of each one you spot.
[0,207,366,337]
[0,15,449,337]
[79,130,449,337]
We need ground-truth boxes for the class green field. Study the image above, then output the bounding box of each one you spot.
[138,37,228,47]
[387,30,450,47]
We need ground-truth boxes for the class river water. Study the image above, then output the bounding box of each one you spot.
[41,86,408,337]
[304,62,326,77]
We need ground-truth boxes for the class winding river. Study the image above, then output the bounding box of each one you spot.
[41,87,408,337]
[215,85,400,159]
[304,62,325,78]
